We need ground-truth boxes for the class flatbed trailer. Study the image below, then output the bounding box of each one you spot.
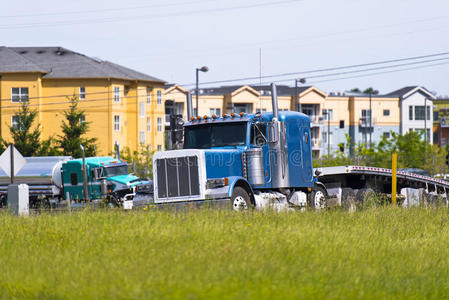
[314,166,449,207]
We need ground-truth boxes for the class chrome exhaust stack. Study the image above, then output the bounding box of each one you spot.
[268,83,290,188]
[186,92,193,120]
[271,83,279,120]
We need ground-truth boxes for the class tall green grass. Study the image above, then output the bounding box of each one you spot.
[1,208,449,299]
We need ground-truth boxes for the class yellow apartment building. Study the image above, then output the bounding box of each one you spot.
[0,46,166,155]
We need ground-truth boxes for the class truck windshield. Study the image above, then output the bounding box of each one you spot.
[103,164,129,177]
[184,122,247,149]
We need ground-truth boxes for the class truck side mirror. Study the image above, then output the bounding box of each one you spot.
[92,168,104,180]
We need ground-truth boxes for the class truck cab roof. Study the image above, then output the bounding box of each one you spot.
[65,157,123,168]
[184,111,311,127]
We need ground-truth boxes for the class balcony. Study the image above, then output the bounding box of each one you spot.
[303,114,321,127]
[311,138,320,149]
[359,117,376,129]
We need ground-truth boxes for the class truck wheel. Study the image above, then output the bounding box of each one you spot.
[355,188,375,208]
[231,187,252,211]
[309,186,327,209]
[341,188,356,211]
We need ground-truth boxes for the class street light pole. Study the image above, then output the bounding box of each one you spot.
[195,66,209,117]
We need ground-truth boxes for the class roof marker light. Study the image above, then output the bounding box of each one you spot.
[231,113,236,118]
[190,117,195,121]
[212,115,217,119]
[203,115,208,119]
[197,116,201,120]
[239,112,244,117]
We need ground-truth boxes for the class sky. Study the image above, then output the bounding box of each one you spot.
[2,0,449,96]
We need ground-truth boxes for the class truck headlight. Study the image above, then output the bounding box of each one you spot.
[206,178,229,189]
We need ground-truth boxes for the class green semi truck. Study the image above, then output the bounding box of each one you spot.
[0,156,150,208]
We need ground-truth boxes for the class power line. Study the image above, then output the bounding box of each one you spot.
[309,61,449,85]
[180,51,449,86]
[0,0,218,18]
[8,58,449,114]
[1,51,449,103]
[0,0,303,29]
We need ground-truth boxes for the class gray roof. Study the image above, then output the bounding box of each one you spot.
[385,86,434,99]
[196,84,312,96]
[0,46,165,83]
[385,86,418,97]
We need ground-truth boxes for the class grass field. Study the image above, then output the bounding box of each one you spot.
[1,207,449,299]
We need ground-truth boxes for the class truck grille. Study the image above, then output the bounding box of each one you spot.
[156,156,200,199]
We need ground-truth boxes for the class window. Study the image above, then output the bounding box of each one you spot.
[114,115,120,131]
[251,123,267,146]
[383,132,390,139]
[157,145,162,152]
[114,87,120,102]
[11,116,19,129]
[322,109,333,121]
[193,108,198,116]
[361,109,371,118]
[434,111,439,121]
[139,131,145,144]
[80,115,86,124]
[256,108,267,113]
[184,123,247,149]
[157,90,162,104]
[147,87,152,104]
[140,102,145,117]
[157,117,162,132]
[322,131,333,145]
[210,108,221,116]
[414,106,425,120]
[147,117,151,132]
[11,87,29,102]
[434,131,439,144]
[409,106,413,120]
[415,128,431,141]
[339,120,344,129]
[79,87,86,99]
[383,109,390,116]
[70,173,78,186]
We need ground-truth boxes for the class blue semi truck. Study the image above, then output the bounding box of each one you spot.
[151,83,327,210]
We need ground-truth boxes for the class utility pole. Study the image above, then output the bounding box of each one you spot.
[424,97,427,164]
[328,111,331,156]
[369,91,372,149]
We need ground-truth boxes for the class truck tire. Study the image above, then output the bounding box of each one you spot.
[355,188,375,208]
[308,186,327,209]
[341,188,356,211]
[231,187,252,211]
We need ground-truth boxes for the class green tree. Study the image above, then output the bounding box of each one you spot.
[57,95,97,158]
[363,87,379,95]
[5,101,54,156]
[314,131,448,176]
[119,145,153,179]
[348,87,379,95]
